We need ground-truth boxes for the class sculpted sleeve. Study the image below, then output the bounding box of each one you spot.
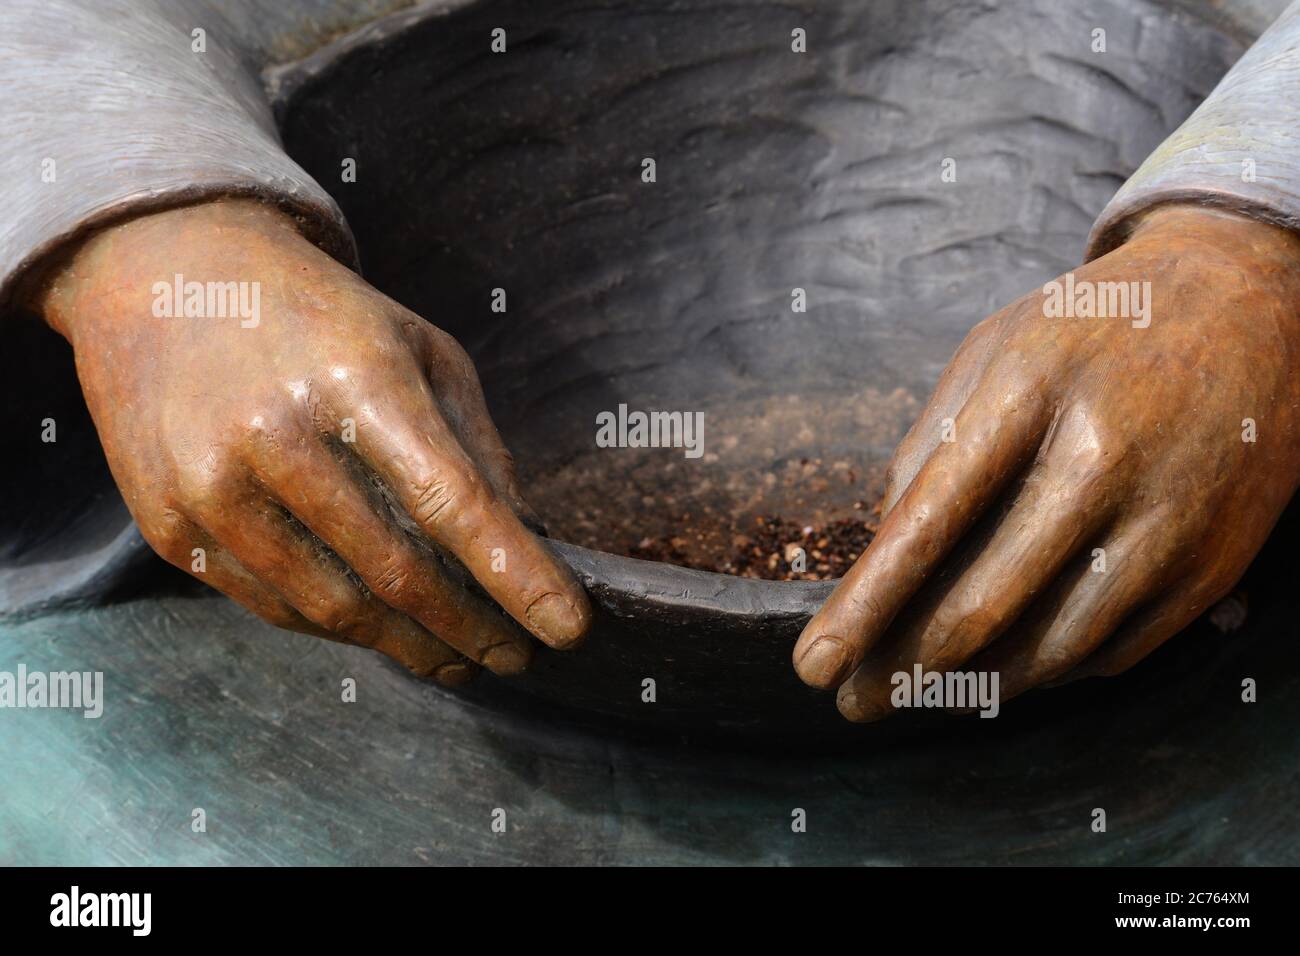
[1087,0,1300,257]
[0,0,358,311]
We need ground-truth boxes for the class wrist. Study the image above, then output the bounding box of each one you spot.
[1122,203,1300,269]
[34,199,312,342]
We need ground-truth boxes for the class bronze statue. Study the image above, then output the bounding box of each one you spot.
[5,0,1300,728]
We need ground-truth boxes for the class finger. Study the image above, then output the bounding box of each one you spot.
[146,514,332,637]
[835,415,1118,721]
[882,311,1012,515]
[794,381,1052,689]
[198,548,333,638]
[960,505,1175,704]
[198,494,474,681]
[247,433,534,675]
[1065,577,1227,681]
[141,510,478,687]
[346,387,592,649]
[407,322,543,528]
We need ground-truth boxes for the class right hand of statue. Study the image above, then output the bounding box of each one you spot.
[36,199,592,684]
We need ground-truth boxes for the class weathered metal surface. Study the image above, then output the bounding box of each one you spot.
[2,519,1298,864]
[3,0,1299,863]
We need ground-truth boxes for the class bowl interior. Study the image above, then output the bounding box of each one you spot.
[277,0,1243,564]
[265,0,1267,736]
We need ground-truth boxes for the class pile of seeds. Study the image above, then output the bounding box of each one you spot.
[627,501,882,580]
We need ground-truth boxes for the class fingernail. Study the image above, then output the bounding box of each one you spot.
[837,686,899,723]
[526,592,587,649]
[839,691,892,723]
[482,641,531,675]
[796,636,853,686]
[432,661,476,686]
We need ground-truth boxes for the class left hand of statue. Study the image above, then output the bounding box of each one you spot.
[793,204,1300,720]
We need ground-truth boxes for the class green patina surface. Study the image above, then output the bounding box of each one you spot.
[2,589,1297,865]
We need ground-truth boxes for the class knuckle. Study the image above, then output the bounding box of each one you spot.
[241,407,301,449]
[287,380,330,429]
[410,476,458,527]
[982,353,1043,408]
[309,592,373,641]
[369,554,418,603]
[1042,409,1126,492]
[1000,369,1044,412]
[410,471,488,531]
[961,313,1002,351]
[1067,438,1125,488]
[1064,438,1109,479]
[426,329,480,386]
[138,507,195,566]
[175,461,244,516]
[425,324,468,362]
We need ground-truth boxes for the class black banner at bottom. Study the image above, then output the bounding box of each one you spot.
[0,865,1279,941]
